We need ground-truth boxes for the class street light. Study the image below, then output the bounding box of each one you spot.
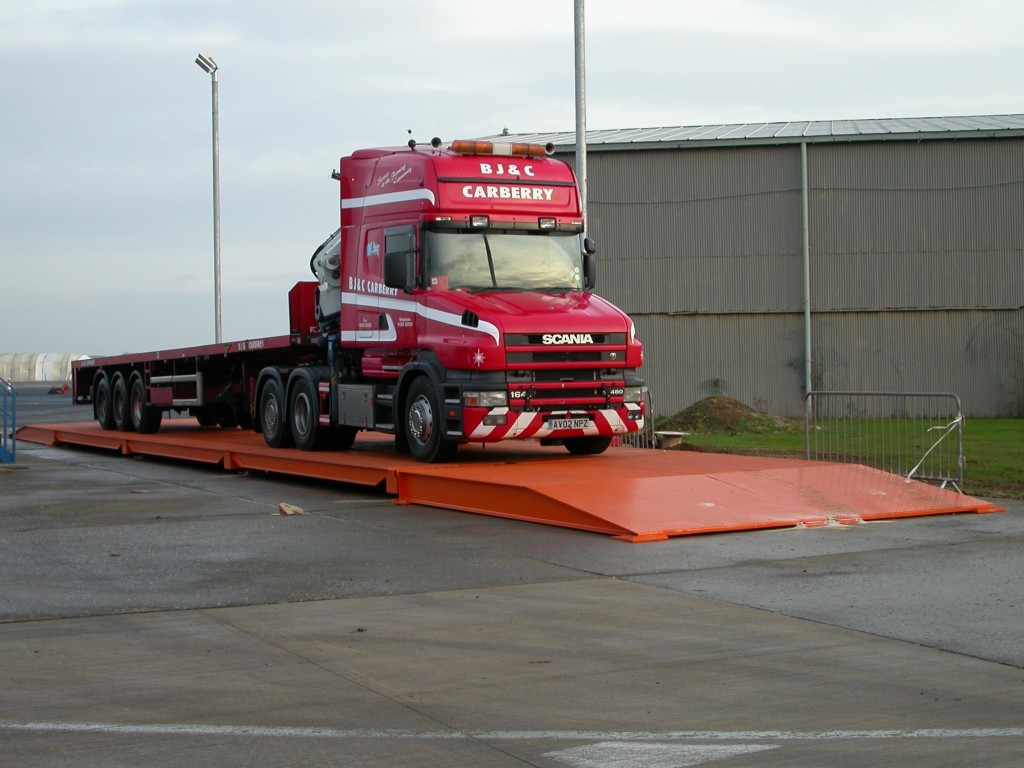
[195,53,222,344]
[574,0,587,227]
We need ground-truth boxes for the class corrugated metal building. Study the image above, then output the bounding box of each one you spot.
[487,116,1024,418]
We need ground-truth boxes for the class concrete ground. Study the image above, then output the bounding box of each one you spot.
[2,384,1022,767]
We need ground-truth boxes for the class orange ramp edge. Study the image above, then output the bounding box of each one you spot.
[18,422,1003,542]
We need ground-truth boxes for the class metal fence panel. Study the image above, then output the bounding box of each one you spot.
[804,391,963,489]
[621,387,657,449]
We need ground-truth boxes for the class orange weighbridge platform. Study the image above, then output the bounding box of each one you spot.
[17,421,1002,543]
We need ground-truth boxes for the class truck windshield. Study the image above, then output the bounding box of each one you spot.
[425,231,584,292]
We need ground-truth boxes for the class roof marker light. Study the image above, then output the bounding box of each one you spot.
[450,140,554,158]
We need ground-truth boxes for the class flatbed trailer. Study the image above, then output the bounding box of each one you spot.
[72,317,322,436]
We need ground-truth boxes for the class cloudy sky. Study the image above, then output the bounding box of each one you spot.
[2,0,1022,355]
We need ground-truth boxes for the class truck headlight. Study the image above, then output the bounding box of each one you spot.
[463,390,508,408]
[623,386,644,403]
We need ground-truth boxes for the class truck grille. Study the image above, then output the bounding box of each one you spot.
[504,332,628,408]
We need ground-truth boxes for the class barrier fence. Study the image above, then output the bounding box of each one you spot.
[1,376,16,464]
[803,391,964,490]
[621,388,657,449]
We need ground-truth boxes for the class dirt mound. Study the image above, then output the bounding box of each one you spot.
[656,396,791,434]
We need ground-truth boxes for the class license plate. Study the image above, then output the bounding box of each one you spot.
[545,418,590,431]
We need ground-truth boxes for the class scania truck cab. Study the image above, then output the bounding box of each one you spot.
[297,138,645,461]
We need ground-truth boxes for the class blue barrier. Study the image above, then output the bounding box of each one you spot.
[1,376,16,464]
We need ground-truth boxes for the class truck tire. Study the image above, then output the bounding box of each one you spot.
[94,375,115,430]
[563,436,612,456]
[289,375,326,451]
[129,374,162,434]
[259,378,294,448]
[404,376,457,463]
[111,373,133,432]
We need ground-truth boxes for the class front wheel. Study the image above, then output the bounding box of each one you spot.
[259,378,294,448]
[404,377,457,463]
[563,436,612,456]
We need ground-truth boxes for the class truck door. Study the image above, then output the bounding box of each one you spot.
[356,227,385,341]
[378,225,418,347]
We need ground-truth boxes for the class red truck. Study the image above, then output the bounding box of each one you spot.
[72,138,646,462]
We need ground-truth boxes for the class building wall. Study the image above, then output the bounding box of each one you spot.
[581,137,1024,418]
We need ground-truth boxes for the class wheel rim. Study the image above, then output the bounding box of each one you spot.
[408,395,433,446]
[264,393,280,435]
[113,381,127,420]
[131,387,143,424]
[293,391,312,437]
[96,386,110,421]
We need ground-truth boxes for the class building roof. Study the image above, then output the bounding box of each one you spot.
[482,114,1024,151]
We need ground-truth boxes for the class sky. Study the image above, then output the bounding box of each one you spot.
[2,0,1023,355]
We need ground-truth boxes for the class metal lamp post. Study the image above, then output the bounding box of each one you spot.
[574,0,587,226]
[195,53,222,344]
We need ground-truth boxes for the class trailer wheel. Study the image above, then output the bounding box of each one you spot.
[259,378,293,448]
[111,373,133,432]
[94,375,115,430]
[404,377,457,463]
[563,436,612,456]
[129,374,162,434]
[289,376,326,451]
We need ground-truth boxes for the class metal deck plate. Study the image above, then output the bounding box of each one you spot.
[18,422,1002,542]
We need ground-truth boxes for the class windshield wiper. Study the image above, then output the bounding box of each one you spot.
[482,233,498,288]
[466,285,523,294]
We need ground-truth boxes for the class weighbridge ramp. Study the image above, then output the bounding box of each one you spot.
[17,421,1002,542]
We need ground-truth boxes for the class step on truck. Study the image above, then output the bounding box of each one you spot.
[72,137,646,462]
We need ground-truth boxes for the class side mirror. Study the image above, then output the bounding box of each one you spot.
[384,251,416,292]
[583,251,597,291]
[583,236,597,256]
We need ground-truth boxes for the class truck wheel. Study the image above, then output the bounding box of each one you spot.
[111,373,133,432]
[563,436,612,456]
[260,378,294,448]
[129,374,162,434]
[94,376,115,430]
[404,377,457,463]
[289,376,326,451]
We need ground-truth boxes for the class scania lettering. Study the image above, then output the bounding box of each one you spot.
[72,136,646,462]
[542,333,594,345]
